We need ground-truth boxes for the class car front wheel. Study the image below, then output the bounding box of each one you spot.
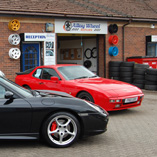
[77,92,94,102]
[42,112,80,148]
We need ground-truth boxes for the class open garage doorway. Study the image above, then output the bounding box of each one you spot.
[57,34,98,74]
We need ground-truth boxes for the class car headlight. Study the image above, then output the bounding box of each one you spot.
[86,101,108,116]
[109,99,121,103]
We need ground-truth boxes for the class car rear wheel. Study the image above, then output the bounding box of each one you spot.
[23,85,31,90]
[77,92,94,102]
[42,112,80,148]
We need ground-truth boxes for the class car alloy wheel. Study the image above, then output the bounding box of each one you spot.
[42,112,80,147]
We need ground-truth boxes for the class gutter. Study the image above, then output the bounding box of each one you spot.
[122,19,132,61]
[0,10,157,22]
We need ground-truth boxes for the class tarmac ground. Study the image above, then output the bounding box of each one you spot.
[0,90,157,157]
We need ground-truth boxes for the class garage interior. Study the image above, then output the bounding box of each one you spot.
[57,34,98,73]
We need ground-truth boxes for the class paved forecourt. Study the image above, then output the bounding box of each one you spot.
[0,90,157,157]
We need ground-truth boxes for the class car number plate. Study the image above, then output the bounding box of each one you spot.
[124,97,138,103]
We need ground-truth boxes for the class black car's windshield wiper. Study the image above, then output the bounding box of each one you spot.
[30,90,41,97]
[74,76,88,80]
[89,75,98,78]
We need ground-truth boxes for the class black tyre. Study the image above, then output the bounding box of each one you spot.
[120,77,133,83]
[109,66,120,72]
[77,92,94,102]
[133,68,146,75]
[145,85,157,91]
[132,83,144,89]
[42,112,80,148]
[91,47,97,58]
[133,79,145,84]
[109,71,120,77]
[145,74,157,81]
[145,80,157,85]
[120,72,133,77]
[146,68,157,75]
[133,74,145,80]
[109,61,122,67]
[23,85,31,90]
[84,60,92,68]
[84,48,92,59]
[120,62,134,67]
[110,76,120,80]
[120,67,133,72]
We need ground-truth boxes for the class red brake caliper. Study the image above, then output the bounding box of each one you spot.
[51,121,57,135]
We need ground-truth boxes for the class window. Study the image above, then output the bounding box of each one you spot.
[33,68,61,80]
[33,69,42,78]
[0,85,6,99]
[41,68,61,80]
[58,65,96,80]
[0,77,33,98]
[147,43,157,56]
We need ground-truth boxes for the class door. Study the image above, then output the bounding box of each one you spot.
[32,68,64,91]
[0,85,32,134]
[22,43,40,71]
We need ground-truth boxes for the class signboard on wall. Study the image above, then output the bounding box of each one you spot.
[45,40,55,65]
[152,35,157,42]
[60,48,82,60]
[24,33,56,65]
[55,19,107,34]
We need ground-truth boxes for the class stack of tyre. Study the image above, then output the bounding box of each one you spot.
[119,62,134,84]
[132,64,149,89]
[109,61,122,80]
[145,68,157,90]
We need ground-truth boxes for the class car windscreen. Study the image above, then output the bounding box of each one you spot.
[57,66,97,80]
[0,77,33,98]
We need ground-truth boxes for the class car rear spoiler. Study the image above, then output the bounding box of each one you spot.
[16,67,36,75]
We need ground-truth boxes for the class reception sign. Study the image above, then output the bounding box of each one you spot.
[24,33,56,65]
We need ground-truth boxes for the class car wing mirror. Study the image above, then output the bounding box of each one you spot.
[50,76,59,83]
[5,91,14,99]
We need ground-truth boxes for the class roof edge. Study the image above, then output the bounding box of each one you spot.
[0,10,157,23]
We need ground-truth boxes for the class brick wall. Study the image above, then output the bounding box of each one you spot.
[0,17,156,81]
[98,23,157,78]
[0,17,53,81]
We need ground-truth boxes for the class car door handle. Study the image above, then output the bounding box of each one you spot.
[39,82,44,85]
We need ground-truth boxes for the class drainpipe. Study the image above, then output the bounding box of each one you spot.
[122,19,132,61]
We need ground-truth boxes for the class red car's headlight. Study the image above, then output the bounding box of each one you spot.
[109,99,121,103]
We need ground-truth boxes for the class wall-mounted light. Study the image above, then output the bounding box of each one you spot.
[151,24,155,29]
[45,23,54,32]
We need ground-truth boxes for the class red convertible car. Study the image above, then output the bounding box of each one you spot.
[15,64,144,111]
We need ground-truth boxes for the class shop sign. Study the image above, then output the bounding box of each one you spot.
[24,33,55,41]
[55,19,107,34]
[152,35,157,42]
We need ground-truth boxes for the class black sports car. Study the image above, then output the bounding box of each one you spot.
[0,76,108,148]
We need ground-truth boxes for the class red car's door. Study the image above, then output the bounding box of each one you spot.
[33,68,65,91]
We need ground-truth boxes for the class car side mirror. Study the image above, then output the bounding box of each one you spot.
[5,91,14,99]
[50,76,59,83]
